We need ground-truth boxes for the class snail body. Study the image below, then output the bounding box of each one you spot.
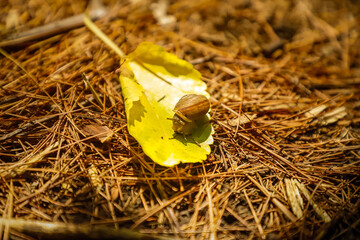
[171,94,210,135]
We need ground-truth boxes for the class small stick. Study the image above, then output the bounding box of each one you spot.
[0,217,169,240]
[0,2,107,48]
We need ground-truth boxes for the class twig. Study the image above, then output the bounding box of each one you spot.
[0,4,107,48]
[0,217,169,240]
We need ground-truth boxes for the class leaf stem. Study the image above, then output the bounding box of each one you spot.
[83,13,125,58]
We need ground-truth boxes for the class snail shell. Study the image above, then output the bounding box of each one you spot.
[172,94,210,135]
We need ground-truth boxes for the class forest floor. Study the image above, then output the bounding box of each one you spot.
[0,0,359,239]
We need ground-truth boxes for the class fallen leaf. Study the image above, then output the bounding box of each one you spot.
[84,17,214,167]
[120,42,213,167]
[227,114,257,126]
[82,123,114,143]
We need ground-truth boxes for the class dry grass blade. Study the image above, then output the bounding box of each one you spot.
[285,178,304,219]
[0,141,58,179]
[294,180,331,222]
[243,189,265,239]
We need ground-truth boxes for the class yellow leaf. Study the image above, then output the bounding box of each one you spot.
[120,42,213,166]
[84,16,213,167]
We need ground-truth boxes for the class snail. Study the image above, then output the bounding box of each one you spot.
[171,94,210,135]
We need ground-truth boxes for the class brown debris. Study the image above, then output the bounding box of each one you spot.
[0,0,359,239]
